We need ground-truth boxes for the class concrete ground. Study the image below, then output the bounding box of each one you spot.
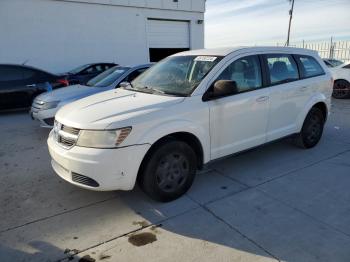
[0,99,350,262]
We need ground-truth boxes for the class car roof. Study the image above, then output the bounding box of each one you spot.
[172,46,319,57]
[0,63,56,75]
[130,63,154,69]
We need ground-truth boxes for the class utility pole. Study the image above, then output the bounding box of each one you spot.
[286,0,295,46]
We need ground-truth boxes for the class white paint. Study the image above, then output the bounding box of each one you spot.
[147,19,189,48]
[328,62,350,83]
[48,46,333,192]
[0,0,204,73]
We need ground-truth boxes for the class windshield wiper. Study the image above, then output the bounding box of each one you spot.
[144,86,165,94]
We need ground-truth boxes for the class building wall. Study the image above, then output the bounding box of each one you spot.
[0,0,204,73]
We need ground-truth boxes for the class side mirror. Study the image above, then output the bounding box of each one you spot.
[203,80,238,101]
[119,81,130,88]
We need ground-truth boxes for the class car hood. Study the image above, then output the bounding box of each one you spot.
[55,88,185,129]
[36,84,105,103]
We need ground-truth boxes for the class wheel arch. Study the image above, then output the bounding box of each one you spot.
[296,96,329,132]
[334,78,350,84]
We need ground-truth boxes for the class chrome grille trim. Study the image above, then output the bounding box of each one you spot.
[53,121,80,149]
[62,125,80,135]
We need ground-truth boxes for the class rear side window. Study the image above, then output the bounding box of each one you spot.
[0,66,23,82]
[265,54,299,85]
[21,68,36,80]
[296,55,325,78]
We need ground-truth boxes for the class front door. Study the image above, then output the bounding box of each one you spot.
[207,55,270,159]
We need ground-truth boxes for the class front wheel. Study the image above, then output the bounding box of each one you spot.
[138,140,197,202]
[294,107,325,149]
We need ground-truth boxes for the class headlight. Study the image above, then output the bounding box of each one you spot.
[42,101,60,110]
[76,127,132,148]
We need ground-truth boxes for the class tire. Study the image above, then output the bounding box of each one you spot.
[294,107,325,149]
[332,80,350,99]
[138,140,197,202]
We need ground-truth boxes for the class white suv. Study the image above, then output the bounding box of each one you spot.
[48,47,332,202]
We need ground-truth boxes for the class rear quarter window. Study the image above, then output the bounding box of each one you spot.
[296,55,325,78]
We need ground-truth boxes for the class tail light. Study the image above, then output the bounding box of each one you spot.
[57,79,69,87]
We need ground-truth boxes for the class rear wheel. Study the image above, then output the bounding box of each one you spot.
[332,80,350,99]
[294,107,325,149]
[138,140,197,202]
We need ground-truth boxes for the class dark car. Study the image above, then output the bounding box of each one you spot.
[62,63,117,85]
[0,64,69,111]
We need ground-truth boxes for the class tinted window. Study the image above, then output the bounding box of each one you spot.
[87,66,130,87]
[216,55,262,93]
[126,68,148,82]
[323,60,332,67]
[84,66,96,74]
[21,68,37,79]
[266,54,299,85]
[297,55,325,78]
[95,65,103,72]
[328,59,344,67]
[69,64,91,74]
[0,66,23,81]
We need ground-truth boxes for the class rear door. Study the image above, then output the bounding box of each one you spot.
[207,55,270,159]
[0,65,31,110]
[263,54,306,141]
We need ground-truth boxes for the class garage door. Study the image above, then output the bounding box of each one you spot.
[147,19,190,48]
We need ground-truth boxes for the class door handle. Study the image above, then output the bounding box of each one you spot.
[300,86,308,91]
[26,84,36,87]
[256,96,269,102]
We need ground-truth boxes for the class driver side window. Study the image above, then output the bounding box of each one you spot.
[217,55,262,93]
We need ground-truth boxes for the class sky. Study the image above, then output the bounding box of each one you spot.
[205,0,350,48]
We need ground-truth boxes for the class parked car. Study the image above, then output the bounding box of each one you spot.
[31,64,152,127]
[61,63,117,85]
[0,64,69,111]
[323,59,350,98]
[48,47,332,202]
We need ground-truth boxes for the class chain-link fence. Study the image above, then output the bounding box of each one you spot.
[278,39,350,63]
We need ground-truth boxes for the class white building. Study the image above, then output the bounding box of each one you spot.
[0,0,205,73]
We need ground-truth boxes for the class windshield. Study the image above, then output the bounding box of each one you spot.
[130,55,222,96]
[86,66,130,87]
[68,64,91,74]
[326,59,344,67]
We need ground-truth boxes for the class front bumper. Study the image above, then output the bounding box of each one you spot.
[47,131,150,191]
[30,107,59,128]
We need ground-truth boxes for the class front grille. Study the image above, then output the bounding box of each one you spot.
[59,136,75,147]
[53,121,80,149]
[62,125,80,135]
[72,173,99,187]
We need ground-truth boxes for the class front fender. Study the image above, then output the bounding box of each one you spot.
[295,93,330,132]
[137,119,211,163]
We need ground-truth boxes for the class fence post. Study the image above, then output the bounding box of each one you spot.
[329,37,334,59]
